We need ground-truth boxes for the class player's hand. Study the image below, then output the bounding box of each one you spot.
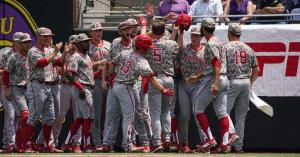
[138,16,148,26]
[211,82,219,97]
[164,12,177,21]
[63,42,71,53]
[144,3,154,17]
[4,87,12,101]
[186,75,198,85]
[79,89,86,100]
[161,88,174,97]
[55,42,63,53]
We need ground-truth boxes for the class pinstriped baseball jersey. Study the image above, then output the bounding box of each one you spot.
[145,38,178,76]
[203,36,226,75]
[67,52,95,85]
[0,49,14,69]
[109,38,133,61]
[27,46,55,82]
[179,44,207,80]
[5,52,28,86]
[112,50,153,84]
[224,41,258,79]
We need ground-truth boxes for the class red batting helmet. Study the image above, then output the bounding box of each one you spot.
[135,34,153,53]
[175,13,192,31]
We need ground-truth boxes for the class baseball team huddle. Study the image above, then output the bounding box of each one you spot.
[0,14,259,154]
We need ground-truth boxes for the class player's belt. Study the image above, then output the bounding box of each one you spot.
[154,72,173,77]
[32,80,59,85]
[61,81,73,86]
[12,85,27,89]
[116,81,135,86]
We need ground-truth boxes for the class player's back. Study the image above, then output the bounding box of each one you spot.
[224,41,257,79]
[145,37,178,76]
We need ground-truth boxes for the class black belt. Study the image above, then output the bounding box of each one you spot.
[82,84,94,88]
[13,85,27,89]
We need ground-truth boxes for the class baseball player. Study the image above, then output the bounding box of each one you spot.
[126,17,153,152]
[19,27,63,153]
[176,26,208,153]
[57,35,83,153]
[34,31,68,152]
[63,33,96,153]
[0,32,23,153]
[192,18,233,153]
[4,33,32,152]
[107,34,173,152]
[225,23,259,153]
[87,22,110,148]
[96,21,133,152]
[144,20,178,152]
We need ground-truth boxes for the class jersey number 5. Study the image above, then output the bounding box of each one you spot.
[235,50,247,64]
[120,60,132,74]
[153,48,162,62]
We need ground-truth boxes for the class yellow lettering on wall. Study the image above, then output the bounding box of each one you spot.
[1,17,14,35]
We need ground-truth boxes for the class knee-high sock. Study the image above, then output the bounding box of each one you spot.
[196,113,213,140]
[171,117,178,144]
[43,124,52,148]
[82,119,93,147]
[65,118,84,144]
[219,116,229,145]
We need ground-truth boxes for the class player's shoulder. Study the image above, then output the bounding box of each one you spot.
[102,40,111,49]
[112,37,121,46]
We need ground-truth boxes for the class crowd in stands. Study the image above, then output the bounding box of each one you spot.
[144,0,300,24]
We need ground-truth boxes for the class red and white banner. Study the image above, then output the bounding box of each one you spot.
[184,24,300,96]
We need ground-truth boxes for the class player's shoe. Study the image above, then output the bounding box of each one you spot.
[169,141,179,152]
[233,148,244,153]
[2,145,14,153]
[83,144,94,153]
[195,138,217,153]
[142,144,151,153]
[94,144,114,153]
[210,144,231,154]
[228,133,239,146]
[23,147,36,153]
[179,142,194,153]
[127,145,144,153]
[62,144,73,153]
[32,143,45,152]
[45,145,63,153]
[151,145,164,153]
[162,140,171,152]
[72,145,83,153]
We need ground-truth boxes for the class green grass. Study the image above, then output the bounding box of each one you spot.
[1,153,300,157]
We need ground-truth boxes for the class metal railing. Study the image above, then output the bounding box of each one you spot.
[79,12,300,29]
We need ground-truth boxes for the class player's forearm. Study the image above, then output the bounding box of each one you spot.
[170,28,178,41]
[65,71,84,90]
[93,59,108,67]
[140,25,147,35]
[195,72,204,80]
[36,50,58,67]
[149,76,165,92]
[59,51,68,64]
[102,65,108,80]
[177,32,184,48]
[250,66,260,85]
[108,62,115,74]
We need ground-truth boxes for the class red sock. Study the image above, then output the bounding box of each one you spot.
[219,116,229,145]
[67,118,84,144]
[171,117,178,144]
[196,113,212,140]
[43,124,52,148]
[82,119,93,147]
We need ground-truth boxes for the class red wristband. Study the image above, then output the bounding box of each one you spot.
[211,57,221,68]
[73,81,84,90]
[3,70,10,89]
